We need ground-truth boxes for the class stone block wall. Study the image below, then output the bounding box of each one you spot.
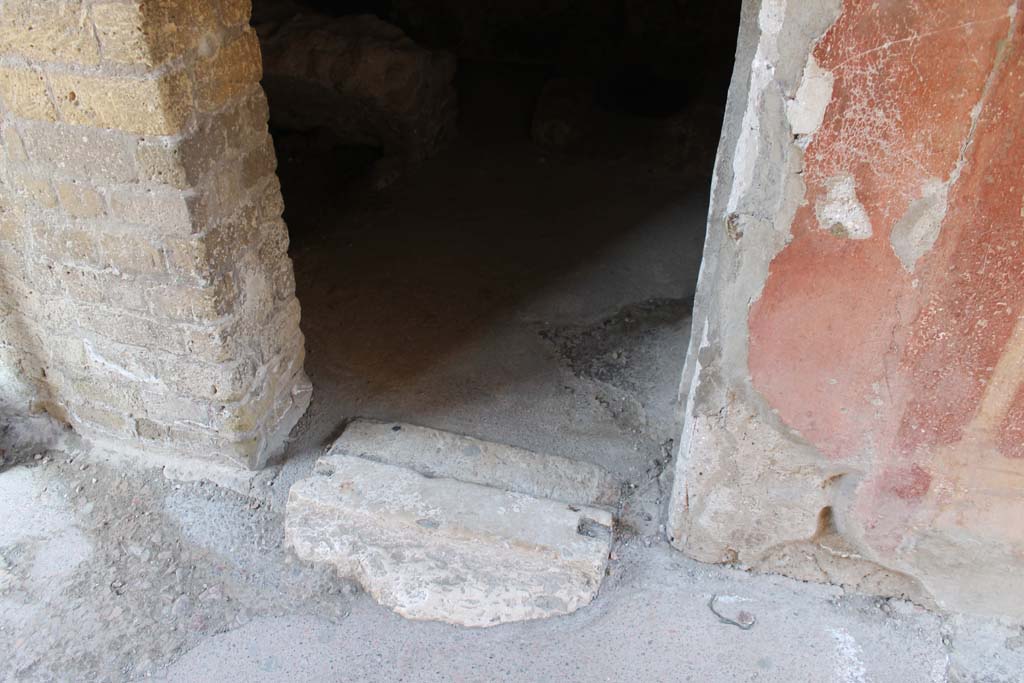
[670,0,1024,618]
[0,0,310,468]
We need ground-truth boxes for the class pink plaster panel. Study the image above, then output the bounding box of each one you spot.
[747,0,1023,552]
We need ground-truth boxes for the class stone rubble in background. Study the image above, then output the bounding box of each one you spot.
[258,13,457,165]
[531,77,724,176]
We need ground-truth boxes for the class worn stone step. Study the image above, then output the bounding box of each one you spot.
[286,455,614,627]
[322,418,621,508]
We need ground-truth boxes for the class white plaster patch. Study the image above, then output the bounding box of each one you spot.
[786,54,834,140]
[815,174,872,239]
[890,178,950,272]
[758,0,787,34]
[727,0,788,214]
[676,316,709,433]
[712,594,753,604]
[829,627,868,683]
[83,339,161,385]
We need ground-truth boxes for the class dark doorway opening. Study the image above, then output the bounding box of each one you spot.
[252,0,741,525]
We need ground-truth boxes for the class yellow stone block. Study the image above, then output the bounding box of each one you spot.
[49,69,193,135]
[90,2,151,65]
[56,181,106,218]
[15,174,57,208]
[0,0,100,65]
[92,0,219,67]
[0,67,56,121]
[219,0,253,28]
[194,29,262,113]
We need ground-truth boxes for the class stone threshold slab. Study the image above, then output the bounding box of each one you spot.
[323,418,621,508]
[286,453,614,627]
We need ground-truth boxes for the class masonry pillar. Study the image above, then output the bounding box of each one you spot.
[0,0,310,468]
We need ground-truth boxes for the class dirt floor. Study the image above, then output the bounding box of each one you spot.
[2,65,1024,682]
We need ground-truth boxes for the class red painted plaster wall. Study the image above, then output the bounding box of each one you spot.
[748,0,1023,553]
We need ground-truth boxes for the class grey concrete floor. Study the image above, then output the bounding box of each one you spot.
[2,65,1023,682]
[164,545,953,683]
[3,456,1020,682]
